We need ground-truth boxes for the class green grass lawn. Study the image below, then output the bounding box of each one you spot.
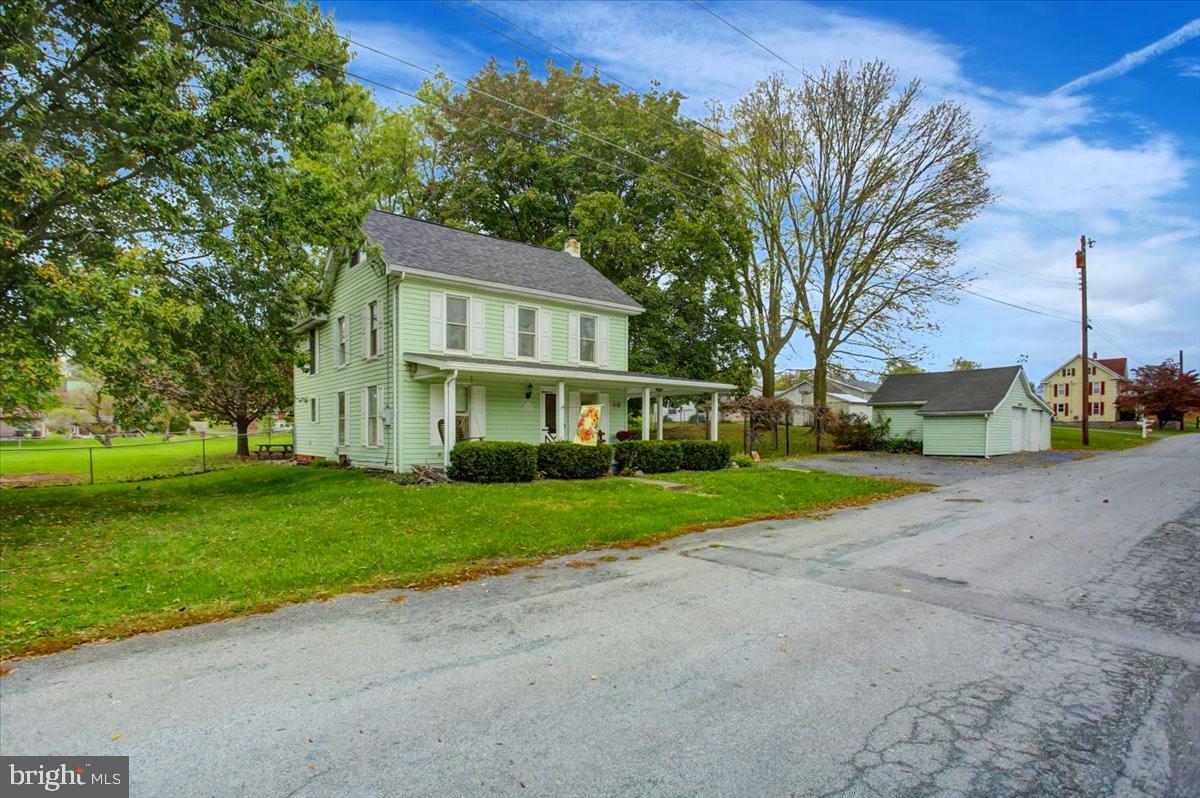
[0,464,918,658]
[661,421,817,459]
[1049,425,1191,451]
[0,432,292,486]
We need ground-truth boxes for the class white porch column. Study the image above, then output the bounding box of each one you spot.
[710,392,719,441]
[443,373,457,466]
[557,380,567,440]
[641,386,651,440]
[656,396,664,440]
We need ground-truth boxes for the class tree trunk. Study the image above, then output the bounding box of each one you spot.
[759,364,776,398]
[235,417,251,457]
[813,356,827,408]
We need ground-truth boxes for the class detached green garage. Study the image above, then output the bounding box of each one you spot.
[869,366,1052,457]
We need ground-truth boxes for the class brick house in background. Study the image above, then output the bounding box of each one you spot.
[1040,353,1128,423]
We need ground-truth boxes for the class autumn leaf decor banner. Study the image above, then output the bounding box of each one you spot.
[572,405,602,446]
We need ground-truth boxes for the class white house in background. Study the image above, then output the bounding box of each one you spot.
[777,375,879,424]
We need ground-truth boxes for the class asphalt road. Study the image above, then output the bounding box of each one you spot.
[3,436,1198,797]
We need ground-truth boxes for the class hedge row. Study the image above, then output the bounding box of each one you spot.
[449,439,733,482]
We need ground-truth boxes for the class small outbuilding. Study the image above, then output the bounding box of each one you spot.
[869,366,1052,457]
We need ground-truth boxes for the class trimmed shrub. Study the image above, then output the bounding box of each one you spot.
[538,442,613,479]
[449,441,538,483]
[615,429,637,442]
[614,440,683,474]
[679,440,732,471]
[732,453,755,468]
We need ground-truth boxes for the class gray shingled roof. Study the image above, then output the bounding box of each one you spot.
[363,211,642,310]
[869,366,1023,414]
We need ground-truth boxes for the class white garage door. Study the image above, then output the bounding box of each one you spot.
[1011,408,1026,452]
[1029,410,1045,450]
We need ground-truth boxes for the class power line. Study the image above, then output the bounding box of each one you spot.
[247,0,731,197]
[689,0,803,74]
[199,17,727,213]
[959,286,1077,324]
[437,0,736,145]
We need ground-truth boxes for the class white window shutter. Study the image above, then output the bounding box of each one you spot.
[361,305,370,359]
[360,389,368,446]
[503,304,517,359]
[537,308,551,362]
[469,385,486,438]
[598,392,610,440]
[470,298,485,355]
[429,383,444,446]
[597,317,610,367]
[428,291,445,352]
[568,312,580,364]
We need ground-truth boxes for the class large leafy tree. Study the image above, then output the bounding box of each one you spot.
[2,0,367,448]
[718,63,991,399]
[1117,360,1200,428]
[419,61,751,383]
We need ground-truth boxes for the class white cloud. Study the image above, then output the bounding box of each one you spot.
[1055,18,1200,94]
[988,136,1188,213]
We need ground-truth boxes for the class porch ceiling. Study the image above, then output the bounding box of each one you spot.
[403,353,735,396]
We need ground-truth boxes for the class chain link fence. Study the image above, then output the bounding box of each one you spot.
[0,431,293,488]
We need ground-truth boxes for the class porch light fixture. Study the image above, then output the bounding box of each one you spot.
[524,383,533,400]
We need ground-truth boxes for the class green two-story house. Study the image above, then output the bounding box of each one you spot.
[291,210,734,471]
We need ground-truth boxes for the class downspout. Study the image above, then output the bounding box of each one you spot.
[983,412,991,459]
[392,270,405,472]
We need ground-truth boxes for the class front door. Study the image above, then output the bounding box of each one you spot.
[541,390,557,441]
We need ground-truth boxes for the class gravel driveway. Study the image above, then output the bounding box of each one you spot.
[776,449,1092,485]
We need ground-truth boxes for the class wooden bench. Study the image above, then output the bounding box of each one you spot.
[255,443,293,460]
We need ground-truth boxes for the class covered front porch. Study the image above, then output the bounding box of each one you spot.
[403,354,734,466]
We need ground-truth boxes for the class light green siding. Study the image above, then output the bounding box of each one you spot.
[297,262,639,470]
[397,277,628,370]
[395,277,631,468]
[922,416,988,456]
[874,405,924,441]
[294,260,394,469]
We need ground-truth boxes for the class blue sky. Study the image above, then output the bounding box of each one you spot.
[317,0,1200,383]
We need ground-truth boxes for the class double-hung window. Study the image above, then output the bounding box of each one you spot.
[365,385,380,446]
[579,314,597,364]
[307,329,319,375]
[367,301,380,358]
[336,316,348,367]
[517,306,537,359]
[336,391,347,446]
[445,295,469,353]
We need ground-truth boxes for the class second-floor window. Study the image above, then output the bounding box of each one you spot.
[336,316,347,367]
[446,295,469,352]
[517,306,537,358]
[1090,381,1104,395]
[367,301,380,358]
[307,329,319,375]
[579,313,597,364]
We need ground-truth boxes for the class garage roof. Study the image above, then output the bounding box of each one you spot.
[869,366,1027,415]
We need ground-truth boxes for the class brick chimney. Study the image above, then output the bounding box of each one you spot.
[563,236,581,258]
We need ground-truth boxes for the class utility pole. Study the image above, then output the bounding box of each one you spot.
[1075,235,1093,446]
